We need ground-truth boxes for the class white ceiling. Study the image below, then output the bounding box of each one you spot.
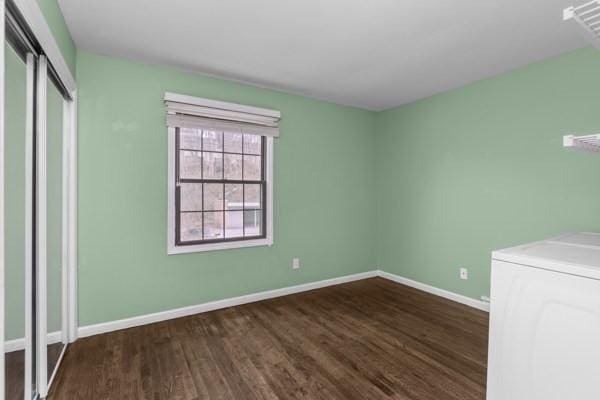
[58,0,587,111]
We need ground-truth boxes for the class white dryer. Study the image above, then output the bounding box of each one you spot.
[487,232,600,400]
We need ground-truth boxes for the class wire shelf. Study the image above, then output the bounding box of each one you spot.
[564,0,600,49]
[563,134,600,153]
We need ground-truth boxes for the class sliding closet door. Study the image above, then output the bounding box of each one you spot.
[43,61,66,391]
[45,70,65,385]
[4,43,34,400]
[3,4,76,399]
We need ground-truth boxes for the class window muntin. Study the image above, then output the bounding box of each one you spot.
[175,128,266,245]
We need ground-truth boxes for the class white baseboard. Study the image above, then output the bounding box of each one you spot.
[77,269,489,340]
[377,270,490,312]
[4,331,62,353]
[78,270,379,338]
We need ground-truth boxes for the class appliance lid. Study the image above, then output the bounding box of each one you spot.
[493,232,600,280]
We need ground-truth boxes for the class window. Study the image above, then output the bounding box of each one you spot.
[166,93,279,254]
[176,128,266,243]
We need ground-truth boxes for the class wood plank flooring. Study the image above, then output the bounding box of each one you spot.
[48,278,489,400]
[6,342,64,400]
[6,350,24,400]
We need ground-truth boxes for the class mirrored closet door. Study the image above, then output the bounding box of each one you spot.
[2,1,76,398]
[4,31,34,400]
[35,53,72,400]
[42,58,67,392]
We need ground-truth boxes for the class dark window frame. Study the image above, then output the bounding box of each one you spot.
[174,127,267,246]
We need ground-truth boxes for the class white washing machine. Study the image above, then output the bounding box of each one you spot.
[487,232,600,400]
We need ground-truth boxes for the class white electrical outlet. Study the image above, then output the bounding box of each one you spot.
[292,258,300,269]
[460,268,468,280]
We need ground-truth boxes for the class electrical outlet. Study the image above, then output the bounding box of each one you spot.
[292,258,300,269]
[460,268,468,280]
[481,295,490,303]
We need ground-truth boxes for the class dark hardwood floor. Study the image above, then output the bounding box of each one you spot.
[6,350,24,400]
[48,278,489,400]
[6,341,64,400]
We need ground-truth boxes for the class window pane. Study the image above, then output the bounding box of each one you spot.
[243,155,261,181]
[224,131,243,153]
[175,128,266,245]
[244,184,261,209]
[225,184,243,210]
[243,134,262,155]
[180,151,202,179]
[204,183,223,211]
[180,128,202,150]
[202,152,223,179]
[225,211,244,238]
[204,211,224,240]
[180,183,203,211]
[224,153,242,180]
[244,210,262,236]
[180,213,203,242]
[202,130,223,151]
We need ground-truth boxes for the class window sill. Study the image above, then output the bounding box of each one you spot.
[168,237,273,255]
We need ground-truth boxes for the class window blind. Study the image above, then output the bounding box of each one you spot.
[165,93,281,138]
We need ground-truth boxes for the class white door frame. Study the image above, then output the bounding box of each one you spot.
[66,92,77,343]
[35,53,49,397]
[24,51,35,400]
[11,0,75,94]
[0,1,6,399]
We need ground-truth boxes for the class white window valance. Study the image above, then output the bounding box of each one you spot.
[164,92,281,137]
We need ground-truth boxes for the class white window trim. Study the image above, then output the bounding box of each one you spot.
[167,128,274,254]
[164,92,281,120]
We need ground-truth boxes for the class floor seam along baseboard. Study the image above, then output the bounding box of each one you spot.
[22,269,489,343]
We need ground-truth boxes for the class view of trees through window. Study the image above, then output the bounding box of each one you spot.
[176,128,265,244]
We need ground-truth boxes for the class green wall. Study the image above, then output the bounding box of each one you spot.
[76,46,600,326]
[375,47,600,300]
[76,51,377,326]
[36,0,76,74]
